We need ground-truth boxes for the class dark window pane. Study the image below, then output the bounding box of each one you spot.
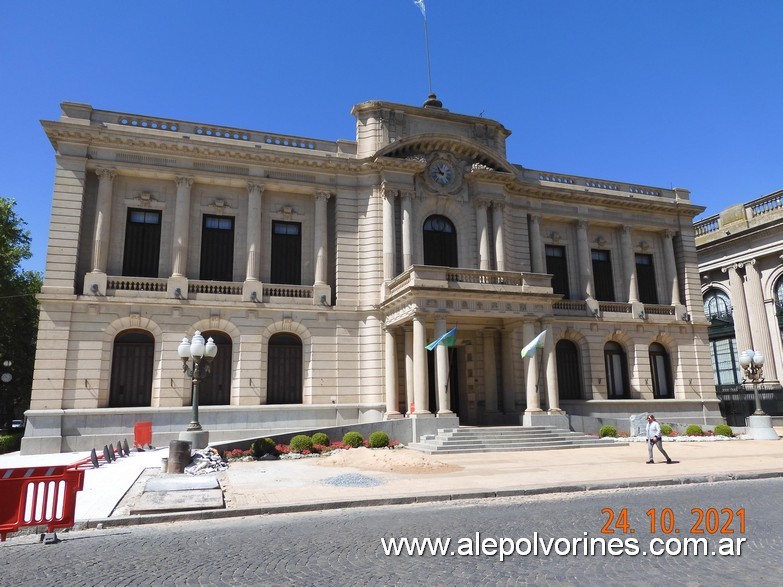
[636,253,658,304]
[123,208,161,277]
[546,245,570,298]
[423,215,458,267]
[200,215,234,281]
[271,221,302,284]
[604,341,629,398]
[592,249,615,301]
[649,342,673,398]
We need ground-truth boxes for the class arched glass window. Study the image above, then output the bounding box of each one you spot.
[423,215,458,268]
[775,276,783,329]
[109,330,154,407]
[604,341,630,399]
[703,289,732,320]
[198,331,232,406]
[267,333,303,404]
[649,342,673,399]
[556,340,582,400]
[703,288,739,387]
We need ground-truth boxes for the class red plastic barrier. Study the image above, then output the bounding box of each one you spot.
[134,421,152,448]
[0,464,85,541]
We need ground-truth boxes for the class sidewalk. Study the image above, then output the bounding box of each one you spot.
[2,438,782,533]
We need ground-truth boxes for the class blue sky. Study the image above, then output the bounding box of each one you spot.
[2,1,782,273]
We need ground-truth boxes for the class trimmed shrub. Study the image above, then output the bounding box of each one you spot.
[714,424,733,437]
[311,432,330,446]
[369,431,390,448]
[342,431,364,448]
[599,425,617,438]
[685,424,704,436]
[289,434,313,453]
[251,437,278,458]
[660,424,673,436]
[0,433,22,454]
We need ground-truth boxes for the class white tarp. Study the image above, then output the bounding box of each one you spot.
[629,412,649,437]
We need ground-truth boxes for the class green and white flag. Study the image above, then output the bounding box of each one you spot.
[520,330,547,358]
[425,327,457,351]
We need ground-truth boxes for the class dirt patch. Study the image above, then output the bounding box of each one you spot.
[313,447,462,474]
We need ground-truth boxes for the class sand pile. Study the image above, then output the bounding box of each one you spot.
[314,446,461,474]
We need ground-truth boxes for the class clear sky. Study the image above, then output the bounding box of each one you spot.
[2,1,782,273]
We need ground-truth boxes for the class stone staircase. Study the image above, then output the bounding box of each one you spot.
[406,426,623,454]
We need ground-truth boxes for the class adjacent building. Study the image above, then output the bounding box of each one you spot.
[22,97,722,454]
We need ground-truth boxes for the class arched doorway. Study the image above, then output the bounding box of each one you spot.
[556,339,582,400]
[109,330,154,407]
[604,341,630,399]
[423,215,458,267]
[267,333,303,404]
[649,342,673,398]
[198,331,232,405]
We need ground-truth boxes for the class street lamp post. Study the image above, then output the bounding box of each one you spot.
[178,331,217,448]
[738,349,779,440]
[1,359,12,431]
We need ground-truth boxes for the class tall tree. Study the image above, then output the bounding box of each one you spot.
[0,198,42,429]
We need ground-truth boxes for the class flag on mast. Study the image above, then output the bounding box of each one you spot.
[520,330,547,358]
[413,0,426,17]
[425,327,457,351]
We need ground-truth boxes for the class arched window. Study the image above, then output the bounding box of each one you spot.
[604,342,630,399]
[423,215,458,268]
[649,342,673,398]
[703,289,732,320]
[556,340,582,400]
[109,330,154,407]
[198,331,232,406]
[267,333,303,404]
[775,277,783,328]
[703,289,739,387]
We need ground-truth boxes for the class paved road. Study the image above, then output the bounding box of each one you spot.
[2,478,781,586]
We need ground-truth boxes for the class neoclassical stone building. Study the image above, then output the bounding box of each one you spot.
[23,98,721,454]
[695,191,783,411]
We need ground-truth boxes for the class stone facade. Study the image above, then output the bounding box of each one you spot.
[22,99,722,454]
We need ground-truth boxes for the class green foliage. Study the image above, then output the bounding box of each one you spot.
[714,424,733,437]
[599,425,617,438]
[660,424,673,436]
[685,424,704,436]
[342,431,364,448]
[251,437,278,457]
[369,431,390,448]
[0,432,22,454]
[311,432,330,446]
[0,198,42,429]
[289,434,313,453]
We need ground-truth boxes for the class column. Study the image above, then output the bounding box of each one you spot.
[576,221,595,299]
[401,190,414,269]
[245,183,264,281]
[91,168,116,273]
[434,314,452,415]
[171,177,193,277]
[501,329,516,414]
[483,328,498,414]
[743,260,779,381]
[529,214,544,273]
[723,264,753,355]
[382,186,396,282]
[523,321,542,413]
[412,314,430,415]
[476,200,490,270]
[404,325,414,415]
[543,321,562,413]
[662,230,681,305]
[621,226,639,303]
[384,327,402,417]
[314,191,330,285]
[492,202,506,271]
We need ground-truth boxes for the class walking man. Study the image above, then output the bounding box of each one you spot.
[645,414,672,464]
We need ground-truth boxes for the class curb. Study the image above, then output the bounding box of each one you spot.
[75,469,783,532]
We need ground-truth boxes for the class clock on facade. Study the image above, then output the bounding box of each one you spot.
[428,160,454,186]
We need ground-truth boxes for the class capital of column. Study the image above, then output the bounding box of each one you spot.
[663,228,677,239]
[530,213,541,224]
[576,219,589,230]
[247,182,265,194]
[380,183,398,201]
[175,176,194,189]
[95,168,116,182]
[491,200,505,210]
[315,190,332,202]
[621,225,633,236]
[475,198,490,210]
[400,189,416,201]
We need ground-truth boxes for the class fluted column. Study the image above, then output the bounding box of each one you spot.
[91,168,116,273]
[501,329,516,414]
[314,191,330,285]
[523,321,542,413]
[483,328,499,414]
[382,186,396,283]
[245,182,264,281]
[492,202,506,271]
[476,200,490,270]
[384,327,401,417]
[743,260,778,381]
[662,230,681,305]
[576,221,595,299]
[723,264,753,355]
[171,177,193,277]
[529,214,544,273]
[404,325,414,415]
[621,226,639,303]
[543,321,562,413]
[401,190,414,269]
[412,314,430,414]
[434,314,452,414]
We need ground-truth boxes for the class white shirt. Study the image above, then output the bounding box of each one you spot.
[646,420,662,440]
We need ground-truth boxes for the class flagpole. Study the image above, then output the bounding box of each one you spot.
[422,10,433,96]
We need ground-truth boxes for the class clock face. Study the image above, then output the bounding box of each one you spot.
[429,161,453,186]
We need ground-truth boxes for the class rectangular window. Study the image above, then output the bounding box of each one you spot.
[591,249,615,301]
[122,208,161,277]
[635,253,659,304]
[545,245,570,298]
[200,215,235,281]
[271,221,302,285]
[711,338,740,386]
